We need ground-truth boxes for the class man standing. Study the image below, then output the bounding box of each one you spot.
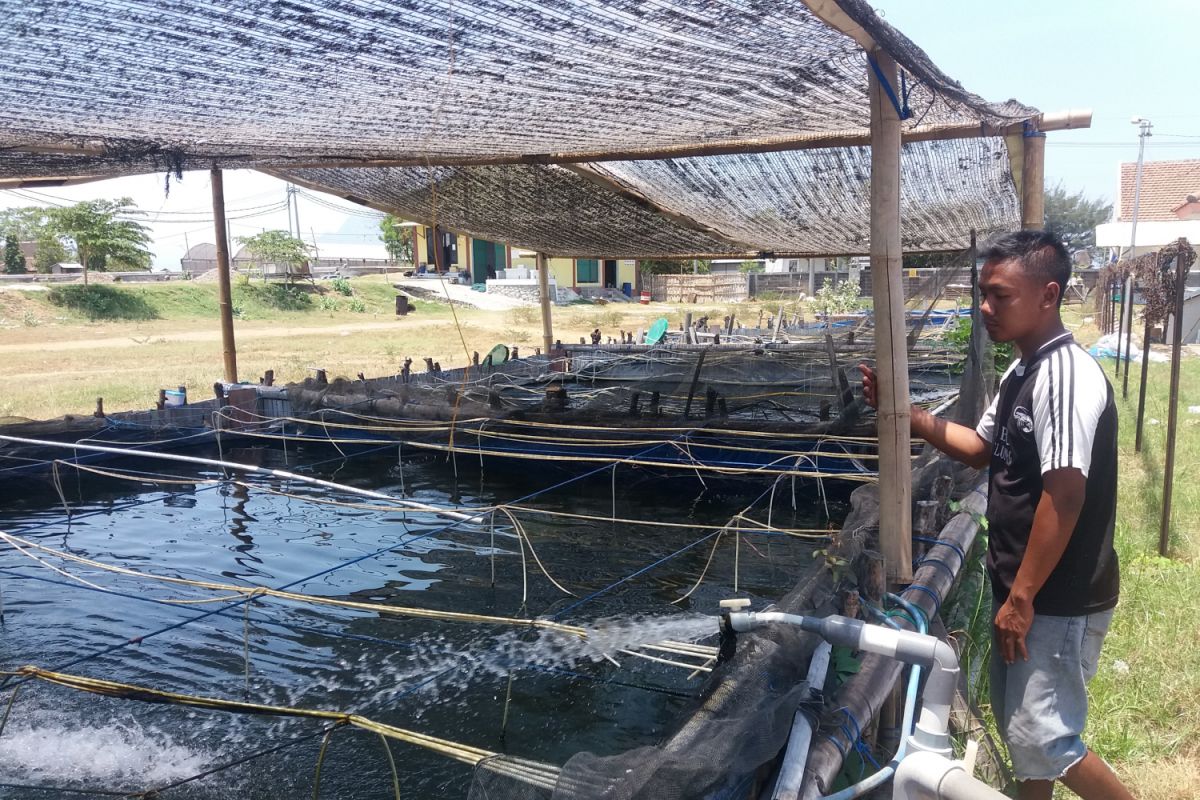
[860,230,1133,799]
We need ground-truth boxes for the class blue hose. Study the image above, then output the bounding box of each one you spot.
[819,594,929,800]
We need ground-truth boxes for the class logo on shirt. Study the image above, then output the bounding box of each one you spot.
[1013,406,1034,434]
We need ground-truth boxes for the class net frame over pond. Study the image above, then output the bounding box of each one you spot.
[0,429,841,798]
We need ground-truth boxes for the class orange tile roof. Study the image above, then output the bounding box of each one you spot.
[1118,159,1200,221]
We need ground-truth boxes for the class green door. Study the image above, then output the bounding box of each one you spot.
[472,238,500,284]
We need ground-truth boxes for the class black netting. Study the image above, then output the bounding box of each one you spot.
[0,1,1034,168]
[276,138,1018,258]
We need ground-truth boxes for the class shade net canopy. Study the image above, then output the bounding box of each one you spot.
[278,136,1019,257]
[1,0,1035,169]
[0,0,1036,256]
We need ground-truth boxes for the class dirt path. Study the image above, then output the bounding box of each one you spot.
[0,320,418,353]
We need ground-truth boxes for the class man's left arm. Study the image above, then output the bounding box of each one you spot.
[994,467,1087,664]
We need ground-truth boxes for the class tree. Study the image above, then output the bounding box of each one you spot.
[236,230,312,281]
[0,207,51,241]
[33,232,67,274]
[1044,182,1112,261]
[3,234,26,274]
[0,207,59,273]
[738,259,764,273]
[379,215,413,263]
[48,198,152,284]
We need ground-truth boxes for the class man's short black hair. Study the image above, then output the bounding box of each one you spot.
[978,229,1072,305]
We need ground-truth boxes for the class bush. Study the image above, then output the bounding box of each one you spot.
[942,316,1014,374]
[331,277,353,296]
[46,285,159,321]
[507,306,538,325]
[348,298,366,313]
[812,278,864,317]
[240,282,313,311]
[318,296,339,313]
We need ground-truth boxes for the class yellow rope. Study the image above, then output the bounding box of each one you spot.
[9,666,511,768]
[299,408,882,441]
[37,459,838,539]
[400,441,880,480]
[498,505,831,537]
[207,414,885,461]
[0,532,586,638]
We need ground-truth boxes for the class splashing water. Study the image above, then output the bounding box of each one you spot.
[291,613,722,711]
[0,710,213,789]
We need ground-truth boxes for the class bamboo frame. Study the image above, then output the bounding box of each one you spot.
[868,49,913,584]
[4,112,1089,179]
[210,168,238,384]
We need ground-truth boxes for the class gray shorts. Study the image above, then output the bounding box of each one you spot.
[989,604,1114,781]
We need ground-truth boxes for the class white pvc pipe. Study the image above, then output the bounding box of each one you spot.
[773,640,833,800]
[0,434,481,523]
[892,751,1007,800]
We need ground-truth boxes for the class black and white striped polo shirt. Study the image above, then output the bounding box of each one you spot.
[975,331,1120,616]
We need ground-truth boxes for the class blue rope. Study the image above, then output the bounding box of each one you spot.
[866,53,912,120]
[903,583,943,616]
[913,556,957,583]
[912,536,966,566]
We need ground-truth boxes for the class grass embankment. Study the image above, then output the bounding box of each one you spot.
[947,346,1200,798]
[1088,359,1200,798]
[0,277,742,419]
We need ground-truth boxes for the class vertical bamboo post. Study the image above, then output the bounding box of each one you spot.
[1122,274,1135,399]
[1134,309,1152,453]
[211,168,238,384]
[1020,129,1045,230]
[868,50,912,583]
[1115,276,1127,379]
[1158,248,1187,557]
[537,253,553,354]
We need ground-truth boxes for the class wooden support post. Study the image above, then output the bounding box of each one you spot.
[1159,248,1188,557]
[537,253,554,354]
[1020,129,1046,230]
[1122,275,1135,399]
[1115,277,1128,380]
[682,350,708,419]
[868,49,912,583]
[211,168,239,384]
[1135,312,1152,453]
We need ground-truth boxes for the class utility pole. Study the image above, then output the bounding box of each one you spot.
[1121,117,1152,398]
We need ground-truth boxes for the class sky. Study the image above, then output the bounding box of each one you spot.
[870,0,1200,199]
[2,0,1198,269]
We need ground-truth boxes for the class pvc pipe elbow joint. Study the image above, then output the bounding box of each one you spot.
[892,751,1007,800]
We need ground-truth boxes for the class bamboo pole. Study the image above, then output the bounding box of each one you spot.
[1135,311,1152,453]
[210,168,238,384]
[1122,275,1135,399]
[537,253,554,354]
[16,111,1091,172]
[1115,277,1127,380]
[1159,248,1188,557]
[1020,130,1045,230]
[868,50,912,583]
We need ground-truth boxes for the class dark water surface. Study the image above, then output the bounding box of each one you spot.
[0,444,846,799]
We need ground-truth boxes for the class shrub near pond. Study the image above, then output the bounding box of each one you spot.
[46,285,158,321]
[235,282,313,311]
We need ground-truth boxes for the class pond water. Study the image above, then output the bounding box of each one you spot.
[0,444,846,799]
